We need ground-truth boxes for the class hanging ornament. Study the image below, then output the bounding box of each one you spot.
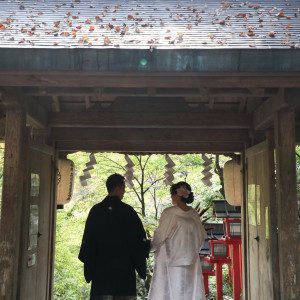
[124,154,135,189]
[79,153,97,186]
[164,154,176,186]
[201,154,213,186]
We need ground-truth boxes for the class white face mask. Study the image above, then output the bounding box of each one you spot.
[176,186,191,199]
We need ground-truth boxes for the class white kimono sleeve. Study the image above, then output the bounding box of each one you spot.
[150,209,176,252]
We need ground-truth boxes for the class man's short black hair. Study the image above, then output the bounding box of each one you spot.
[106,173,125,193]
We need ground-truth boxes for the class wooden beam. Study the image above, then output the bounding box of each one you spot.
[55,140,245,152]
[274,111,299,300]
[0,108,27,299]
[253,88,300,130]
[0,87,21,109]
[50,128,250,143]
[49,112,252,129]
[1,72,300,88]
[25,97,47,129]
[266,129,280,300]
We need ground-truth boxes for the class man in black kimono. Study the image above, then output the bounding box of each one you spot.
[79,173,150,300]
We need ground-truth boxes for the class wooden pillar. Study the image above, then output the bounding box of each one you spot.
[0,107,26,299]
[274,110,299,300]
[266,129,280,300]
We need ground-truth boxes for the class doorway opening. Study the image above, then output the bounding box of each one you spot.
[53,152,234,299]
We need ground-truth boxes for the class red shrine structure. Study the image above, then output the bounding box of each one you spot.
[201,200,242,299]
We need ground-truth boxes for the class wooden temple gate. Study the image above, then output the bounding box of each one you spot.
[0,1,299,299]
[0,64,299,299]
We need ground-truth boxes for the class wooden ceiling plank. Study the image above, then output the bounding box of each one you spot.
[49,112,252,129]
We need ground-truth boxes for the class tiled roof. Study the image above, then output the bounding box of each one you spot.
[0,0,299,49]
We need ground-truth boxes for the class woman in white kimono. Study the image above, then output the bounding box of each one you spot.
[148,182,207,300]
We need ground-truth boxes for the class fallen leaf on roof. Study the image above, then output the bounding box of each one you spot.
[249,43,256,47]
[236,13,246,18]
[19,5,25,10]
[115,5,121,9]
[106,24,114,29]
[186,25,192,29]
[290,44,299,49]
[136,28,141,33]
[76,25,82,29]
[166,8,170,11]
[280,38,290,44]
[220,20,225,25]
[54,21,60,27]
[128,15,134,20]
[277,11,286,17]
[0,25,5,30]
[239,32,246,36]
[165,36,172,39]
[90,26,94,31]
[53,42,58,46]
[248,30,255,36]
[82,36,89,42]
[19,38,25,43]
[115,26,121,32]
[209,33,214,39]
[248,5,260,9]
[88,43,92,47]
[269,31,275,37]
[86,19,92,24]
[104,37,111,45]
